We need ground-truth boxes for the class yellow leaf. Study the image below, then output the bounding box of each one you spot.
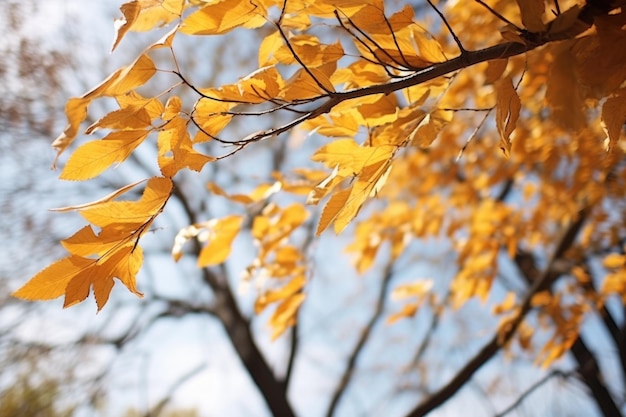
[112,2,141,52]
[316,188,351,235]
[111,244,144,298]
[61,129,150,181]
[61,226,127,257]
[192,99,234,141]
[408,109,453,147]
[255,275,306,314]
[492,291,517,314]
[258,30,283,66]
[129,0,185,32]
[52,54,157,161]
[197,215,243,266]
[602,88,626,148]
[484,59,508,85]
[494,76,521,157]
[334,159,391,234]
[180,0,266,35]
[306,165,343,205]
[391,279,433,300]
[207,182,254,204]
[274,36,343,68]
[516,0,546,32]
[311,139,394,176]
[63,243,143,310]
[280,67,335,101]
[357,94,399,126]
[163,96,182,121]
[269,293,305,340]
[158,118,215,176]
[104,53,157,97]
[85,103,152,133]
[78,176,172,228]
[51,179,147,212]
[413,30,447,63]
[12,256,94,301]
[387,304,419,324]
[286,0,370,18]
[604,253,626,269]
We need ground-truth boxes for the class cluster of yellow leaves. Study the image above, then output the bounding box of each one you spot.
[387,279,435,324]
[14,177,172,309]
[13,0,626,379]
[246,204,310,339]
[530,290,588,367]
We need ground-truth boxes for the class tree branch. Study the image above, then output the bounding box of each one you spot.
[513,238,623,417]
[494,370,571,417]
[325,261,396,417]
[171,185,296,417]
[404,206,591,417]
[570,337,624,417]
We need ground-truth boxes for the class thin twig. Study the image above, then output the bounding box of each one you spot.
[426,0,467,54]
[495,370,570,417]
[474,0,523,31]
[403,206,591,417]
[275,23,335,94]
[325,261,396,417]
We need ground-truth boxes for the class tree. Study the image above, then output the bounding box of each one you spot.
[12,0,626,416]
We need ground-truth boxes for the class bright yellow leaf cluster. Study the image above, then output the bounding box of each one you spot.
[12,0,626,376]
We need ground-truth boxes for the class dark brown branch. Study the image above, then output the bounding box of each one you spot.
[147,364,207,417]
[407,291,449,375]
[325,261,395,417]
[171,184,296,417]
[275,23,334,94]
[425,0,466,54]
[494,370,570,417]
[336,10,413,71]
[404,206,591,417]
[512,241,623,417]
[570,337,624,417]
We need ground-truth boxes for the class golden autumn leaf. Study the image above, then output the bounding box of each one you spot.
[316,188,351,235]
[494,76,521,157]
[180,0,266,35]
[52,54,157,162]
[492,292,517,315]
[13,256,95,301]
[50,178,147,212]
[77,176,172,228]
[157,117,216,176]
[268,293,305,340]
[516,0,546,32]
[128,0,185,32]
[255,275,306,314]
[197,215,243,267]
[602,88,626,147]
[112,2,141,52]
[61,129,150,181]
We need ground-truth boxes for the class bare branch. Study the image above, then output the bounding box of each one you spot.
[325,261,396,417]
[147,363,208,417]
[275,23,335,95]
[403,205,591,417]
[474,0,523,31]
[494,370,571,417]
[425,0,467,54]
[171,181,296,417]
